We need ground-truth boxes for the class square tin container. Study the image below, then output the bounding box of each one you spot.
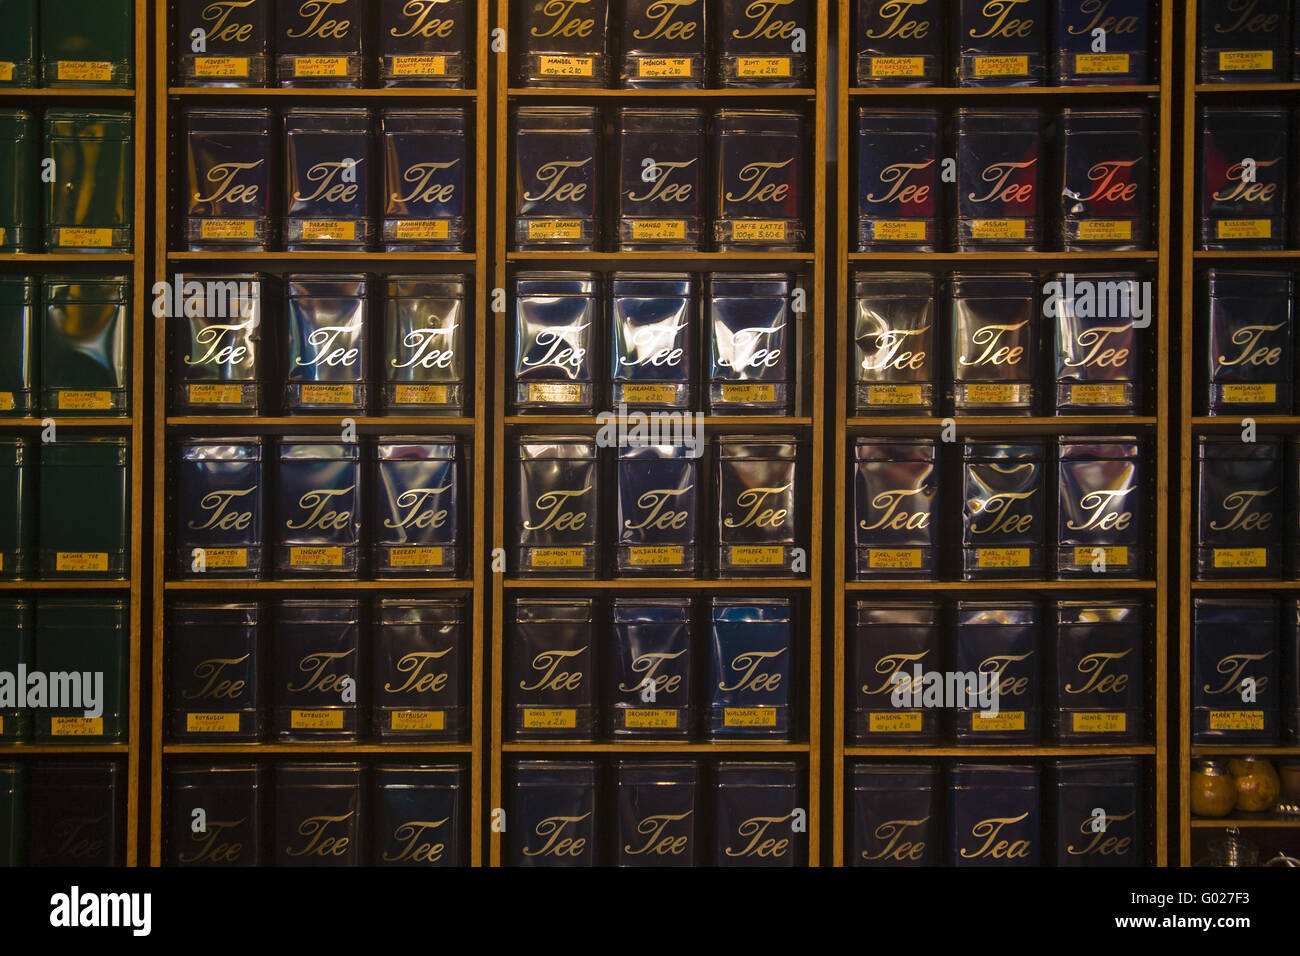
[184,109,275,251]
[508,598,595,741]
[283,108,374,251]
[177,0,271,86]
[276,0,363,88]
[853,272,935,414]
[511,436,599,576]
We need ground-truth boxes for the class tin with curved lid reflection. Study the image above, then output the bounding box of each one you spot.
[513,272,598,413]
[1201,270,1292,416]
[1059,108,1150,251]
[617,444,697,576]
[708,273,795,415]
[42,111,132,253]
[709,598,793,740]
[851,763,939,867]
[513,436,598,575]
[855,0,941,87]
[714,760,803,867]
[167,602,263,742]
[610,273,695,410]
[379,0,469,88]
[954,601,1040,744]
[0,277,34,416]
[40,274,130,415]
[275,439,362,576]
[276,0,363,87]
[176,439,264,578]
[853,439,937,579]
[510,760,596,867]
[373,599,466,741]
[1053,270,1143,414]
[716,436,799,576]
[517,0,608,87]
[956,0,1046,86]
[381,108,467,251]
[28,760,124,866]
[617,110,703,251]
[1049,757,1142,866]
[615,761,700,866]
[718,0,809,87]
[854,272,934,414]
[609,598,693,738]
[849,602,941,744]
[1053,0,1149,84]
[373,765,464,866]
[284,108,373,250]
[620,0,705,88]
[1199,108,1288,251]
[1057,436,1143,578]
[178,0,271,86]
[372,438,460,577]
[956,109,1043,252]
[1195,436,1282,579]
[514,107,599,250]
[383,275,466,413]
[0,439,32,581]
[173,273,267,413]
[284,274,368,414]
[1050,601,1144,744]
[184,109,274,251]
[949,763,1040,867]
[273,762,363,866]
[962,441,1045,580]
[1199,0,1288,82]
[272,600,362,741]
[167,764,264,866]
[951,273,1037,415]
[856,109,937,252]
[1193,598,1279,745]
[715,110,805,252]
[509,598,595,741]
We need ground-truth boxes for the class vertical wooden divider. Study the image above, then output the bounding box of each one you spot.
[832,2,1172,867]
[490,0,827,867]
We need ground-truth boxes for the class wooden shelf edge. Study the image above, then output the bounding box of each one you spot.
[164,744,475,754]
[850,85,1160,96]
[503,578,812,589]
[501,742,811,753]
[165,579,474,591]
[169,87,479,97]
[844,746,1157,757]
[846,580,1156,591]
[1189,817,1300,828]
[507,87,815,97]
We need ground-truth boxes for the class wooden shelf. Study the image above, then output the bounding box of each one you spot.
[1192,746,1300,756]
[846,746,1157,757]
[0,253,133,263]
[0,88,134,97]
[507,251,814,266]
[503,578,811,590]
[165,579,473,591]
[846,580,1156,591]
[1193,416,1300,427]
[847,251,1157,261]
[502,742,810,753]
[167,251,476,262]
[1194,82,1300,93]
[1189,581,1300,591]
[0,417,133,428]
[504,415,812,429]
[164,743,474,755]
[850,85,1159,96]
[165,416,475,430]
[0,744,130,754]
[169,87,477,98]
[1190,816,1300,829]
[847,416,1156,430]
[507,87,814,98]
[1193,250,1300,259]
[0,580,131,590]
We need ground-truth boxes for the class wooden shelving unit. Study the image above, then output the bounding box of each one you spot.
[489,0,828,867]
[1177,0,1300,866]
[149,1,490,865]
[831,3,1174,866]
[0,0,148,867]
